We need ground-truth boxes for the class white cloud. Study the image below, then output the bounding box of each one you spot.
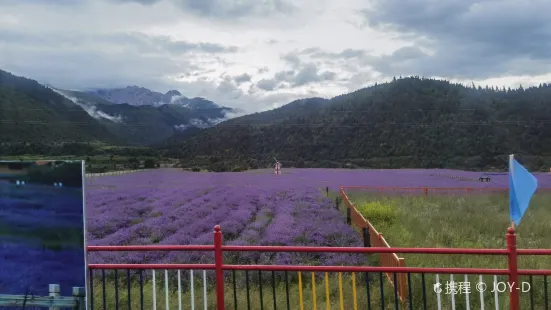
[50,88,123,123]
[0,0,549,114]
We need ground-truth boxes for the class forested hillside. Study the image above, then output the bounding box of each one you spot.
[164,77,551,171]
[0,70,118,145]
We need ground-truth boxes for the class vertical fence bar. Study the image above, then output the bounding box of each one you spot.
[259,270,264,310]
[507,227,520,310]
[450,274,455,310]
[191,270,195,310]
[493,275,499,310]
[298,272,304,310]
[544,276,548,310]
[232,270,238,310]
[203,270,208,310]
[140,270,144,310]
[272,271,277,310]
[407,273,413,310]
[338,273,344,310]
[89,269,95,310]
[246,270,251,310]
[115,269,119,310]
[436,274,442,310]
[166,270,170,310]
[214,225,225,310]
[325,272,331,310]
[365,272,372,310]
[178,270,182,310]
[285,271,290,310]
[152,270,157,310]
[102,270,106,310]
[393,273,399,310]
[352,272,358,310]
[312,272,317,310]
[127,269,131,310]
[479,275,485,310]
[379,272,385,310]
[464,274,470,310]
[529,275,534,310]
[421,273,427,310]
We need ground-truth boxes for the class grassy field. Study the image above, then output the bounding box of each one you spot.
[338,190,551,309]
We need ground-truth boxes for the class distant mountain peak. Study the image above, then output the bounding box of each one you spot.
[165,90,181,97]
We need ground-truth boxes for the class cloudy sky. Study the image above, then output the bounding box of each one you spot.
[1,0,550,113]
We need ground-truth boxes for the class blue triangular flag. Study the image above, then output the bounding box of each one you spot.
[509,154,538,226]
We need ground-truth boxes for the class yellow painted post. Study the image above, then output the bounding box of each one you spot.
[312,273,317,310]
[298,272,304,310]
[325,272,330,310]
[352,272,358,310]
[338,273,344,310]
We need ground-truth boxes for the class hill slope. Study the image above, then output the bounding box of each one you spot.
[0,70,118,145]
[164,77,551,171]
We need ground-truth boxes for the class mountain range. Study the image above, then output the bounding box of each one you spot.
[0,69,239,146]
[166,79,551,171]
[2,68,551,171]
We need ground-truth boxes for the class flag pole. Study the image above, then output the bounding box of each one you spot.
[509,154,515,231]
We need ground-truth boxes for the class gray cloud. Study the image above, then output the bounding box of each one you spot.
[361,0,551,79]
[233,73,252,84]
[0,30,238,55]
[300,47,367,60]
[255,61,337,91]
[256,78,279,91]
[109,0,294,19]
[292,63,336,87]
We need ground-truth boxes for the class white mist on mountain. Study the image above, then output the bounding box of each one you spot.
[221,109,246,119]
[173,115,231,131]
[49,87,123,123]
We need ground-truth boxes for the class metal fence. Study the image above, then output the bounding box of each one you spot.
[0,284,85,310]
[86,225,551,310]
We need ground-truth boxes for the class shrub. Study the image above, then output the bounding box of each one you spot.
[191,166,201,172]
[144,159,156,169]
[355,200,398,225]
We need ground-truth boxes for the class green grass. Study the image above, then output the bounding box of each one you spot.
[340,190,551,309]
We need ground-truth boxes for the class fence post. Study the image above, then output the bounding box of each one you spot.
[423,187,428,196]
[362,227,371,247]
[507,227,520,310]
[214,225,225,310]
[346,207,351,225]
[398,258,407,302]
[326,186,329,196]
[73,286,86,310]
[335,197,340,210]
[49,284,60,310]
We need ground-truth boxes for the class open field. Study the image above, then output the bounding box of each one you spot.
[85,168,551,309]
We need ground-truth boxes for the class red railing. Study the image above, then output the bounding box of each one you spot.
[87,225,551,310]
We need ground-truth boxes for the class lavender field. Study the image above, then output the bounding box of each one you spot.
[85,167,551,265]
[85,168,551,309]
